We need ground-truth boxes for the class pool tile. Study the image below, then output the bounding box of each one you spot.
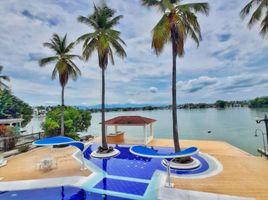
[94,178,148,196]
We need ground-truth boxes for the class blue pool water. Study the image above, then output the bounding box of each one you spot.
[0,186,129,200]
[94,178,148,196]
[0,145,211,200]
[83,144,209,180]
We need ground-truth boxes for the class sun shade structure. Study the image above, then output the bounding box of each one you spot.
[33,136,84,152]
[33,136,85,169]
[104,116,157,145]
[129,146,199,158]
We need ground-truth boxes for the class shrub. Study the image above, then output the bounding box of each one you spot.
[65,132,80,141]
[42,106,91,137]
[0,89,33,127]
[0,126,16,137]
[18,145,30,153]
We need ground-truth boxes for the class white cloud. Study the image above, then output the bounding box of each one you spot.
[0,0,267,105]
[149,87,158,93]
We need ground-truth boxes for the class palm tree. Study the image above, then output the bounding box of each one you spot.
[77,3,126,151]
[240,0,268,37]
[142,0,209,153]
[39,34,81,136]
[0,66,10,91]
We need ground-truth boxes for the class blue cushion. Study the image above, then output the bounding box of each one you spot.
[130,146,199,158]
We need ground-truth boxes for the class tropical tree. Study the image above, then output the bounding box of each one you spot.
[0,66,10,91]
[240,0,268,37]
[142,0,209,153]
[77,3,126,152]
[39,34,81,136]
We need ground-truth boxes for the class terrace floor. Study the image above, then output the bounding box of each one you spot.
[0,139,267,200]
[0,146,90,181]
[149,139,268,200]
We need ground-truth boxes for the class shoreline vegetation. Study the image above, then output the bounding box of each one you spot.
[35,96,268,114]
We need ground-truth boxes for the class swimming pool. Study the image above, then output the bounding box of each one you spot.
[0,144,221,200]
[80,144,221,199]
[83,144,210,179]
[0,186,129,200]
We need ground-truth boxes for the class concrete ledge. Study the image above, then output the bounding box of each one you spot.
[90,149,120,158]
[158,187,255,200]
[0,176,88,191]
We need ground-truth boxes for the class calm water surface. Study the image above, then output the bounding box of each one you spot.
[27,108,268,156]
[88,108,268,156]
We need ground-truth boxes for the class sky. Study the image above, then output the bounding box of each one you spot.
[0,0,267,106]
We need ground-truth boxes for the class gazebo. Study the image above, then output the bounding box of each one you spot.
[104,116,156,145]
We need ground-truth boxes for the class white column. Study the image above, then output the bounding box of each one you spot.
[143,125,147,145]
[150,123,153,137]
[115,125,118,133]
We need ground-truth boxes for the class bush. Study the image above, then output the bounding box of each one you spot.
[0,125,16,137]
[42,106,91,137]
[65,132,80,141]
[0,89,33,127]
[18,145,30,153]
[249,96,268,108]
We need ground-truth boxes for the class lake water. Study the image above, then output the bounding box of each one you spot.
[27,108,268,156]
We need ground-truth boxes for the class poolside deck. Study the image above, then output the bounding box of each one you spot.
[149,139,268,200]
[0,146,90,181]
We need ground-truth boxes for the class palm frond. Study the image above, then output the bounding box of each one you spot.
[66,60,82,80]
[240,0,262,19]
[108,47,115,65]
[106,15,123,28]
[248,2,266,28]
[152,14,170,55]
[260,13,268,37]
[65,41,76,53]
[51,66,58,80]
[77,16,98,28]
[141,0,160,7]
[39,56,58,67]
[82,39,97,61]
[65,54,83,60]
[110,39,127,58]
[179,3,209,16]
[43,42,60,54]
[76,32,97,44]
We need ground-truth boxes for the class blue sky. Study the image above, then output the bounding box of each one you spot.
[0,0,267,106]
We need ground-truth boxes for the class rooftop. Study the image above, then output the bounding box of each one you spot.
[104,116,156,125]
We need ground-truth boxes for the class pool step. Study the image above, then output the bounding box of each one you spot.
[93,177,149,196]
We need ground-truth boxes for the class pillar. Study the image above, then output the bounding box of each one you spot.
[143,125,147,145]
[115,125,118,133]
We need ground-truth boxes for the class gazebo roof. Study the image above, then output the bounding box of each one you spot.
[104,116,156,125]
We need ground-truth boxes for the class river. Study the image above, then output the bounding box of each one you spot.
[26,107,268,156]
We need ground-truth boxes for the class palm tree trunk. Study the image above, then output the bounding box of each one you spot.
[171,26,181,153]
[101,67,108,149]
[61,86,65,136]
